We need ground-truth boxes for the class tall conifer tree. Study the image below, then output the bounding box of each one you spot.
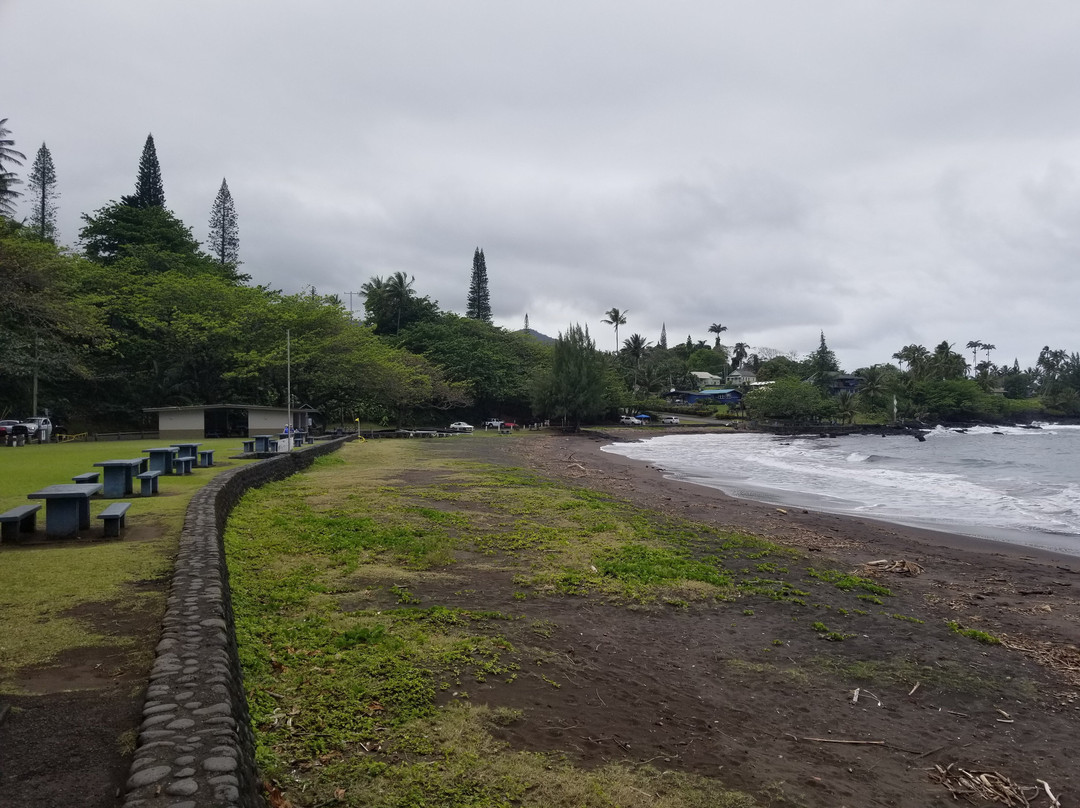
[125,133,165,208]
[207,178,240,265]
[26,143,59,240]
[466,247,492,322]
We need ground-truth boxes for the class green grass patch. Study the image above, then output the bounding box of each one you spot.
[807,568,893,596]
[226,439,763,807]
[947,620,1001,645]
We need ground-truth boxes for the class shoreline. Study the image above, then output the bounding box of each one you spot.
[514,429,1080,574]
[591,425,1080,565]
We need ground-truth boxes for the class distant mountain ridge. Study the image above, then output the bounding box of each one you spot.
[517,328,556,345]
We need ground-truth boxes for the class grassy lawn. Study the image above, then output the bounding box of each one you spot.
[225,438,903,807]
[0,438,258,691]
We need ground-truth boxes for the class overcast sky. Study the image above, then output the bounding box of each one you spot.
[4,1,1079,371]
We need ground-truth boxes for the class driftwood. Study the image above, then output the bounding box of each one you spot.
[929,763,1040,806]
[863,559,925,576]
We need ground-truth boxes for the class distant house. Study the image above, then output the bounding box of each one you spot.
[662,388,743,406]
[727,368,758,385]
[690,371,724,388]
[805,372,862,396]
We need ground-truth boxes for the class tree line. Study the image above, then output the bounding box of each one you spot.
[3,116,1078,430]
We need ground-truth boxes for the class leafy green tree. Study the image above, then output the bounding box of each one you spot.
[687,347,726,377]
[930,340,967,380]
[396,314,546,415]
[207,178,239,266]
[80,201,202,266]
[0,118,26,218]
[743,377,832,421]
[465,247,492,322]
[756,355,801,381]
[123,133,165,208]
[731,341,749,369]
[0,222,106,415]
[601,307,627,353]
[26,143,59,241]
[532,324,610,428]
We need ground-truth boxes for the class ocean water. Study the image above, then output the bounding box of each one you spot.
[602,424,1080,557]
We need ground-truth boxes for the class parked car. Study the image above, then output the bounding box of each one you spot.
[620,415,643,425]
[483,419,503,429]
[0,419,20,436]
[661,416,680,424]
[449,421,474,433]
[21,416,53,442]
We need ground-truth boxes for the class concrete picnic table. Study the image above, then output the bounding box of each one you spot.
[170,442,202,465]
[252,435,274,453]
[93,458,145,497]
[142,446,180,474]
[27,483,103,538]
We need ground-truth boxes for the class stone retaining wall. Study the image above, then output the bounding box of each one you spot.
[123,438,351,808]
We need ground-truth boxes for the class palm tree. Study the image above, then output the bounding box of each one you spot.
[931,340,966,380]
[708,322,727,349]
[622,333,650,389]
[965,340,983,374]
[731,342,749,369]
[0,119,26,217]
[386,271,415,334]
[835,391,857,424]
[981,343,996,367]
[893,344,930,378]
[602,308,627,353]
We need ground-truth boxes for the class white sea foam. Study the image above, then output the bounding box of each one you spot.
[603,427,1080,557]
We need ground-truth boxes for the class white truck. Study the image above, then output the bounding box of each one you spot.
[22,416,53,442]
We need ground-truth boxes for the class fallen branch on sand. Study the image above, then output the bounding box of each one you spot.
[929,763,1040,806]
[863,559,925,576]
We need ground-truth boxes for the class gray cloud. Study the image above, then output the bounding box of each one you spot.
[4,0,1079,372]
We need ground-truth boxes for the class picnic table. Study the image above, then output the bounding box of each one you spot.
[27,483,103,538]
[142,446,180,474]
[253,435,274,453]
[93,458,145,497]
[170,442,202,465]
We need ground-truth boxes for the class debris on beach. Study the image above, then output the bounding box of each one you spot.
[862,559,925,576]
[928,763,1045,806]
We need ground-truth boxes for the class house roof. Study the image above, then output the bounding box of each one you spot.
[143,403,320,413]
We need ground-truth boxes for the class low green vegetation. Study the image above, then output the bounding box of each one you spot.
[947,620,1002,645]
[225,439,924,807]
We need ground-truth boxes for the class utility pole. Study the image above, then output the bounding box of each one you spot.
[344,290,362,316]
[286,329,292,443]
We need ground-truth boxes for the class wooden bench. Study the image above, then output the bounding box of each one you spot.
[136,470,161,496]
[242,439,255,453]
[72,472,101,485]
[198,449,214,467]
[97,502,131,538]
[173,456,194,475]
[0,504,41,541]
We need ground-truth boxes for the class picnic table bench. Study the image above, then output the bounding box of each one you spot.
[26,483,103,538]
[136,470,161,495]
[242,439,255,453]
[0,503,41,541]
[173,456,195,475]
[98,502,131,538]
[72,472,100,485]
[198,449,214,467]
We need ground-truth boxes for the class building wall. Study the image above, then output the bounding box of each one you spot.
[158,409,206,440]
[249,410,287,434]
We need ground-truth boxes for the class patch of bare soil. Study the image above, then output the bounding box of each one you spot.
[0,551,166,808]
[420,432,1080,808]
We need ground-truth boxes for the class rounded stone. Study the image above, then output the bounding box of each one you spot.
[165,778,199,796]
[166,718,196,730]
[126,765,172,788]
[202,756,238,772]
